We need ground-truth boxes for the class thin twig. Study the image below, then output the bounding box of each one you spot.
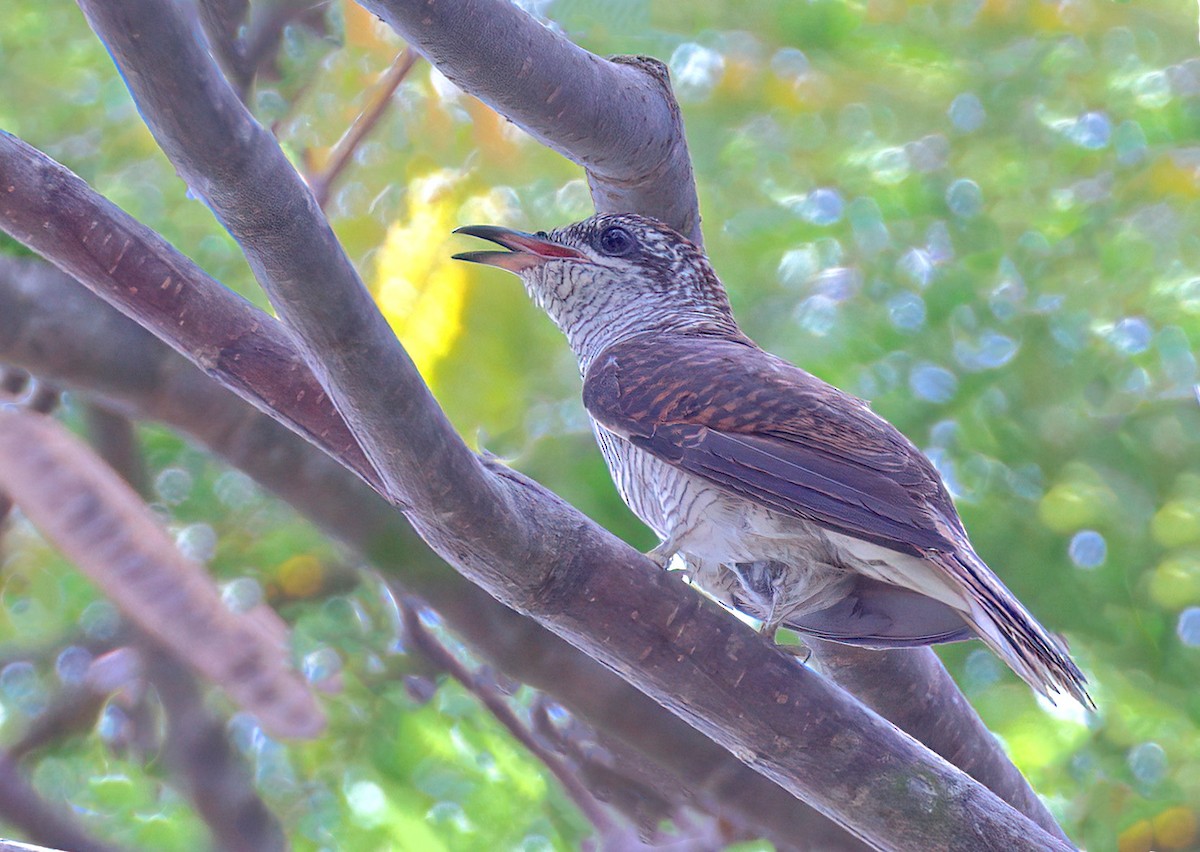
[83,404,147,495]
[529,697,677,837]
[308,48,420,209]
[359,0,702,242]
[398,596,623,842]
[6,686,108,763]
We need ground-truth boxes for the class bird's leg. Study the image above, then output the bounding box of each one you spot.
[740,562,812,663]
[645,530,684,570]
[731,560,781,624]
[757,594,783,643]
[775,642,814,664]
[758,603,813,663]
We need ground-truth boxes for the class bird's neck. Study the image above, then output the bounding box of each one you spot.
[565,308,742,375]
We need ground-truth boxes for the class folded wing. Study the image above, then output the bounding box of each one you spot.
[583,332,1091,706]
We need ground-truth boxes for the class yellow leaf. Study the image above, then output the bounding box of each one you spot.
[1117,819,1154,852]
[277,554,325,599]
[374,171,472,388]
[1153,807,1199,850]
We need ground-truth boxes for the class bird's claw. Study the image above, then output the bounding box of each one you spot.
[758,628,816,662]
[775,642,813,665]
[646,541,676,569]
[756,619,812,664]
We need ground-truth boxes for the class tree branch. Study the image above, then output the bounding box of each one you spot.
[143,647,288,852]
[809,640,1069,843]
[9,0,1074,842]
[0,408,325,740]
[82,404,148,495]
[0,256,861,850]
[307,48,420,209]
[398,596,625,846]
[0,755,122,852]
[357,0,702,243]
[0,132,383,495]
[196,0,253,96]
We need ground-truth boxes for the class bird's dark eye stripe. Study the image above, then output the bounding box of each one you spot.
[596,225,636,257]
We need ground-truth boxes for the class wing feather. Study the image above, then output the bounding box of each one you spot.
[584,332,1092,705]
[583,333,957,557]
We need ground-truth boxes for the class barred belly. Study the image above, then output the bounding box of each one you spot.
[591,422,854,625]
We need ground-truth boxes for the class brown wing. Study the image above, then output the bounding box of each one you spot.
[582,332,964,559]
[583,333,1094,706]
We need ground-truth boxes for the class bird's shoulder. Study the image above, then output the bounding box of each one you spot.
[585,332,902,462]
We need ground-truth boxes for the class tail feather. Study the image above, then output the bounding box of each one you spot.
[939,550,1093,708]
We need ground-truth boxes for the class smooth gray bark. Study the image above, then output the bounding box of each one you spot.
[50,1,1073,847]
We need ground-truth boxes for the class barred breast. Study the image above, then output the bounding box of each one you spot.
[591,421,711,541]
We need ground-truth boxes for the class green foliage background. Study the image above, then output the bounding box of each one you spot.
[2,0,1199,850]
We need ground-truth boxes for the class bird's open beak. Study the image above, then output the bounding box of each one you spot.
[452,225,586,273]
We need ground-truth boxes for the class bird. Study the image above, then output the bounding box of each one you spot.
[453,212,1092,707]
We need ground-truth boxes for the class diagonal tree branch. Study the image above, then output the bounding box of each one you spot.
[0,408,325,740]
[0,256,862,850]
[356,0,702,244]
[0,755,123,852]
[61,3,1074,848]
[809,639,1070,843]
[397,595,625,846]
[0,132,383,496]
[143,647,288,852]
[307,48,421,210]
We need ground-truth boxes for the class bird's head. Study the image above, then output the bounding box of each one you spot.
[453,213,736,368]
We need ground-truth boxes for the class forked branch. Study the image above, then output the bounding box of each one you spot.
[60,1,1071,847]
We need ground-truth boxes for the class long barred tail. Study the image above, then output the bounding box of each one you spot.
[940,550,1093,708]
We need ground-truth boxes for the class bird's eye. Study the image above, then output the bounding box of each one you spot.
[596,226,636,257]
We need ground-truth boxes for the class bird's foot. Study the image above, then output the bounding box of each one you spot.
[774,641,813,665]
[756,618,812,664]
[646,540,678,570]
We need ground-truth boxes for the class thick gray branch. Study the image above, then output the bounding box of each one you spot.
[0,257,859,850]
[0,132,383,495]
[65,2,1072,847]
[356,0,702,243]
[810,640,1069,843]
[77,0,492,526]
